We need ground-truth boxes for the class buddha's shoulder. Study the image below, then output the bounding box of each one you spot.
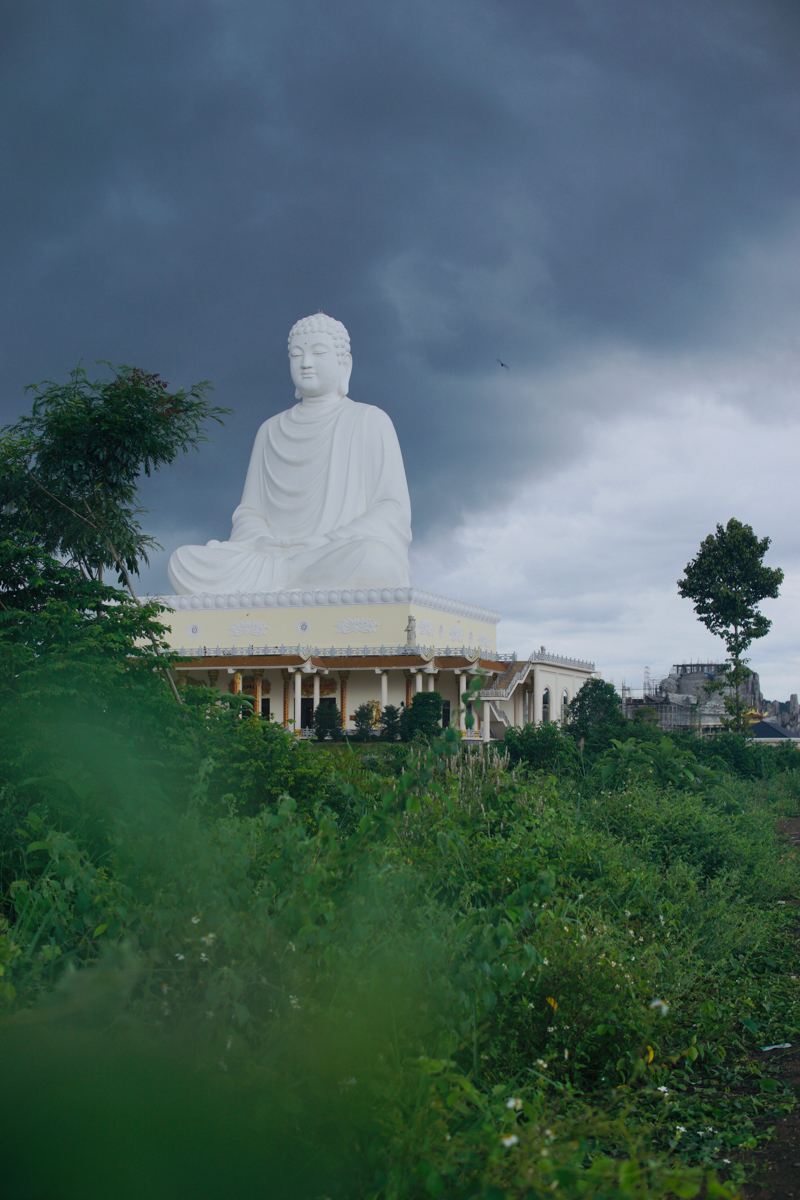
[347,400,397,428]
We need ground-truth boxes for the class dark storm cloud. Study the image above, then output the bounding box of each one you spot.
[1,0,798,587]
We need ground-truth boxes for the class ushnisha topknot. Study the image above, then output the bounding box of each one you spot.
[288,313,350,364]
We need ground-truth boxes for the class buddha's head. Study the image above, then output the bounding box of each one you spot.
[288,313,352,400]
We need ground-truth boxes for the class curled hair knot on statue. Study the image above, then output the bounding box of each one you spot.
[288,313,351,364]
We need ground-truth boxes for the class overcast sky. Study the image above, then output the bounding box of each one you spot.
[2,0,799,696]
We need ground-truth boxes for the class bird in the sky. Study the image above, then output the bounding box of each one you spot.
[496,358,509,369]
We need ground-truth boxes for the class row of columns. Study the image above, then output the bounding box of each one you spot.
[178,663,570,739]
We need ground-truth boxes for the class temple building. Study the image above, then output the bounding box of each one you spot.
[151,585,595,739]
[152,312,596,735]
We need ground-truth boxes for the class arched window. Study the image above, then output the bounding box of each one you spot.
[561,689,569,721]
[542,688,550,724]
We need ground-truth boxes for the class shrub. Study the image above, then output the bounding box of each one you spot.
[380,703,402,742]
[400,691,443,741]
[312,700,343,742]
[504,720,580,776]
[352,702,376,741]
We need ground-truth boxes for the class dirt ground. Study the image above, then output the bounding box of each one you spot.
[740,815,800,1200]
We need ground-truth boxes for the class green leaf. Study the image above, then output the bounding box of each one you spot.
[92,924,108,938]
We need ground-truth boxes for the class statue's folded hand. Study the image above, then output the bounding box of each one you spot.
[253,533,329,555]
[253,534,283,554]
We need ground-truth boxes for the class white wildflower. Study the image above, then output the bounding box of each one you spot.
[191,915,201,925]
[650,999,669,1016]
[501,1134,519,1148]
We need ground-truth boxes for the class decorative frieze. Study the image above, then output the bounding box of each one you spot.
[146,586,501,625]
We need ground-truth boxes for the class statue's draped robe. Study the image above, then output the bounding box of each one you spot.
[168,394,412,594]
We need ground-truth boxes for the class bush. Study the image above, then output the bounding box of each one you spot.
[312,700,343,742]
[351,702,376,741]
[380,703,402,742]
[400,691,443,741]
[504,720,580,776]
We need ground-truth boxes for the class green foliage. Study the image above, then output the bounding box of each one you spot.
[0,662,797,1197]
[352,701,376,741]
[0,362,229,583]
[596,737,721,792]
[564,676,629,754]
[678,519,783,660]
[678,519,783,731]
[313,700,343,741]
[208,716,345,818]
[400,690,444,741]
[504,719,581,777]
[673,729,800,780]
[380,702,402,742]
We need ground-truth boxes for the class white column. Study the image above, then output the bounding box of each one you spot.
[456,671,466,732]
[482,698,492,743]
[313,672,320,712]
[380,670,388,710]
[533,666,543,724]
[513,687,522,728]
[415,670,423,693]
[427,671,436,692]
[294,670,302,734]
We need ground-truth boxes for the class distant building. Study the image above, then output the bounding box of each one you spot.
[764,694,800,737]
[621,662,762,735]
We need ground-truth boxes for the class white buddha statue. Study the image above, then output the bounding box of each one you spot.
[168,314,412,594]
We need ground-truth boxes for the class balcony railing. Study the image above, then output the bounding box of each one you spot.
[170,643,516,661]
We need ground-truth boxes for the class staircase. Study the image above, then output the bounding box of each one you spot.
[487,700,511,740]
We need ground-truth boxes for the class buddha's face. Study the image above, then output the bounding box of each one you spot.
[289,331,348,399]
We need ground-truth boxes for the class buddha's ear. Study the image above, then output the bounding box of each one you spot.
[338,354,352,398]
[295,387,302,400]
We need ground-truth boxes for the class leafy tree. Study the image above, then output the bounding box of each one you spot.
[0,362,228,590]
[0,363,228,704]
[563,677,629,758]
[380,703,402,742]
[678,519,783,731]
[400,692,443,742]
[352,702,376,741]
